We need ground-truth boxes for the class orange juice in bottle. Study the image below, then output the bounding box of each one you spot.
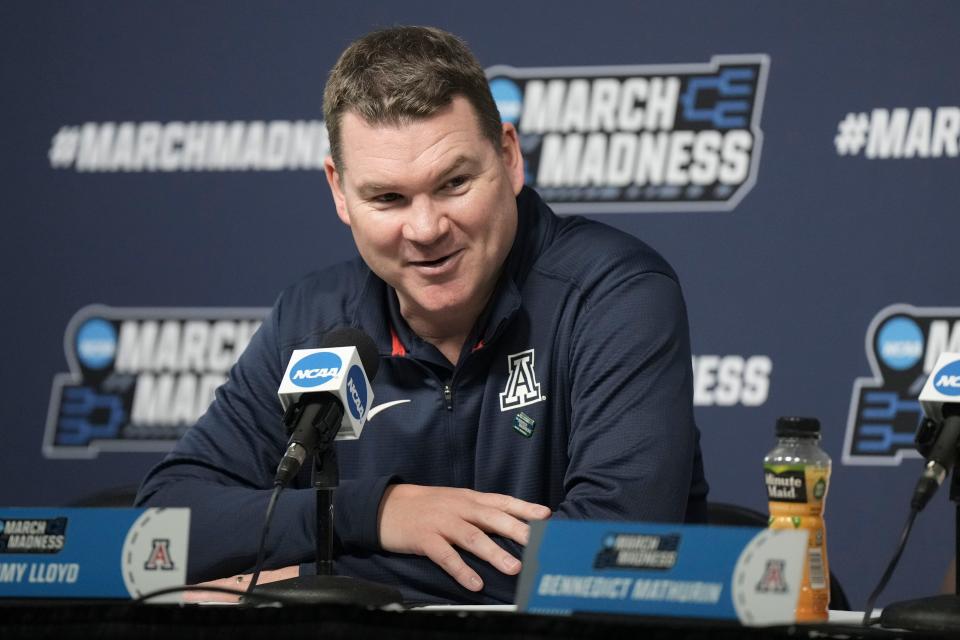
[764,416,831,622]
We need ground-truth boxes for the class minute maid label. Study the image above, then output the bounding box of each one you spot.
[764,465,807,503]
[765,465,830,507]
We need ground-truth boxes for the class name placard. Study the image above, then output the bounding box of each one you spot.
[516,520,806,626]
[0,507,189,602]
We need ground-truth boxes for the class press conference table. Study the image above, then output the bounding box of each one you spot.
[0,601,936,640]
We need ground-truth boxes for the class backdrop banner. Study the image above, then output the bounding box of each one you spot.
[2,0,957,610]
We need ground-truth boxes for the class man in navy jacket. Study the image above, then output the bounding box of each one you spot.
[136,25,708,604]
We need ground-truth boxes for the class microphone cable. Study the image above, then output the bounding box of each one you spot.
[130,480,286,606]
[860,504,920,626]
[247,481,284,594]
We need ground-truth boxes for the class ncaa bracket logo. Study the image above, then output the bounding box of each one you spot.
[44,304,267,459]
[844,304,960,465]
[289,352,342,388]
[487,54,769,213]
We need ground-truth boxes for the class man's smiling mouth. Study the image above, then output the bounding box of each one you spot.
[410,249,462,269]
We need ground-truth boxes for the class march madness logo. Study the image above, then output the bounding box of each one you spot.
[593,533,680,571]
[0,518,67,554]
[487,55,769,213]
[44,305,267,458]
[844,304,960,465]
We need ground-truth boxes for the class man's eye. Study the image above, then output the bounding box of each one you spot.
[374,193,402,204]
[444,175,469,190]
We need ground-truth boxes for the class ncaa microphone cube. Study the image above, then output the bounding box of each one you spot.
[919,352,960,423]
[278,347,374,440]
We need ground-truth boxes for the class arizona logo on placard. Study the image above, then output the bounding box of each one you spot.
[143,538,176,571]
[755,559,788,593]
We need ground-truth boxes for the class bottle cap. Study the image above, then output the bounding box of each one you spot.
[776,416,821,437]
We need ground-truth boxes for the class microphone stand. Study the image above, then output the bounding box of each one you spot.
[880,463,960,631]
[315,444,338,578]
[252,405,402,607]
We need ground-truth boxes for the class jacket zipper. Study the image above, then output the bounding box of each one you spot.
[443,384,453,411]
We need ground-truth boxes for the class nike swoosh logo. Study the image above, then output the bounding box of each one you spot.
[367,399,411,421]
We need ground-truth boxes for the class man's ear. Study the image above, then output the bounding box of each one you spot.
[500,123,525,196]
[324,156,351,226]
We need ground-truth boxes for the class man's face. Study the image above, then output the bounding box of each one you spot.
[324,96,525,330]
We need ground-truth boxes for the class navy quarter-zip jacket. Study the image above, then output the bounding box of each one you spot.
[136,187,708,604]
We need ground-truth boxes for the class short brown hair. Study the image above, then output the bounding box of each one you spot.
[323,26,503,170]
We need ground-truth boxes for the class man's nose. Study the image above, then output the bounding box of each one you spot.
[402,197,449,245]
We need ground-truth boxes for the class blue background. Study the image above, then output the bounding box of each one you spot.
[2,1,957,610]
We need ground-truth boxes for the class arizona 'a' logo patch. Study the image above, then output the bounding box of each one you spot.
[499,349,546,411]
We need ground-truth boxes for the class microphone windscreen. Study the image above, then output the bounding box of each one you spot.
[320,327,381,381]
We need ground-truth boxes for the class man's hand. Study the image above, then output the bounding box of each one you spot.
[185,566,299,603]
[377,484,551,592]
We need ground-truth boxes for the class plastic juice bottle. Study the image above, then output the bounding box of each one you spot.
[764,416,831,622]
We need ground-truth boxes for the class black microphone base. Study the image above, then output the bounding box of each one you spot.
[880,595,960,632]
[244,575,403,607]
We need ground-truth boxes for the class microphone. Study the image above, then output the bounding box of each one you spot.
[248,326,401,606]
[273,328,380,486]
[911,351,960,511]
